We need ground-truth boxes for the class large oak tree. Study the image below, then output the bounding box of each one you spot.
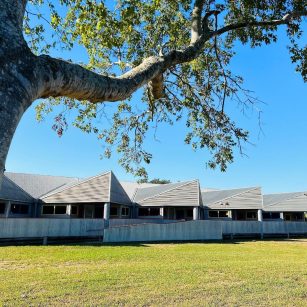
[0,0,306,183]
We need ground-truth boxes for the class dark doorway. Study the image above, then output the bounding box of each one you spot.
[176,209,185,220]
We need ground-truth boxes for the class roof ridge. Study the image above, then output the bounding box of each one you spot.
[41,170,111,199]
[135,179,199,203]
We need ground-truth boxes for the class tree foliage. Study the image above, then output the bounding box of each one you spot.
[139,178,171,184]
[24,0,307,179]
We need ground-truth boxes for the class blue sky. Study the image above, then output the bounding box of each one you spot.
[6,19,307,193]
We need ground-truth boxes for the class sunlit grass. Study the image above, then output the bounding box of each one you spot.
[0,239,306,306]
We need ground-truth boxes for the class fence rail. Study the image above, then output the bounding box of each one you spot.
[0,218,306,242]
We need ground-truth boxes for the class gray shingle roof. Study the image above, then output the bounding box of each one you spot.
[263,192,307,212]
[202,187,256,205]
[120,181,159,199]
[202,187,262,209]
[133,180,201,207]
[42,171,132,205]
[41,171,111,203]
[263,192,303,206]
[109,172,132,205]
[0,176,33,203]
[5,172,79,199]
[133,181,191,202]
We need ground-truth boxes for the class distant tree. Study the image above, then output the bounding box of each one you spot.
[149,179,171,184]
[0,0,307,185]
[138,178,170,184]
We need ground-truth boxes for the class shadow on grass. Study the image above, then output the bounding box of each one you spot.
[0,237,305,247]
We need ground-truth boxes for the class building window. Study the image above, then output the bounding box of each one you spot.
[11,204,29,214]
[246,211,257,220]
[71,205,78,215]
[219,211,229,218]
[42,205,67,215]
[186,209,193,218]
[209,210,230,218]
[42,206,54,214]
[138,207,160,216]
[110,207,118,216]
[0,202,5,214]
[94,206,103,218]
[209,210,219,218]
[121,207,130,217]
[263,212,280,219]
[55,206,67,214]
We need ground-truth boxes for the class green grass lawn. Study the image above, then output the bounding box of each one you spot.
[0,240,306,306]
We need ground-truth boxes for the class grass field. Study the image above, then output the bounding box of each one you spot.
[0,240,306,306]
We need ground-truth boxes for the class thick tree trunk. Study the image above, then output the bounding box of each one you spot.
[0,95,28,185]
[0,0,37,185]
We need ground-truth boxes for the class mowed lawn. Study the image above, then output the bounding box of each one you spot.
[0,240,306,306]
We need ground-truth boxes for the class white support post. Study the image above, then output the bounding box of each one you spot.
[5,201,11,218]
[258,209,263,239]
[103,203,110,229]
[257,209,263,222]
[193,207,199,220]
[103,203,110,220]
[160,207,164,219]
[67,204,72,216]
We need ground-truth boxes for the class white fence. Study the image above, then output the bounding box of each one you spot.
[104,220,307,243]
[104,220,223,242]
[109,218,176,227]
[0,218,306,242]
[0,218,105,239]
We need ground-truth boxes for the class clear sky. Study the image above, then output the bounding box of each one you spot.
[6,20,307,194]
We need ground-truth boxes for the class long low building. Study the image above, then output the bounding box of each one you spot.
[0,171,307,224]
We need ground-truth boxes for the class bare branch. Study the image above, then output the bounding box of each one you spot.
[211,11,307,38]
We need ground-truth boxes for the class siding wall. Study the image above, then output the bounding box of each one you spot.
[207,188,262,210]
[139,181,200,207]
